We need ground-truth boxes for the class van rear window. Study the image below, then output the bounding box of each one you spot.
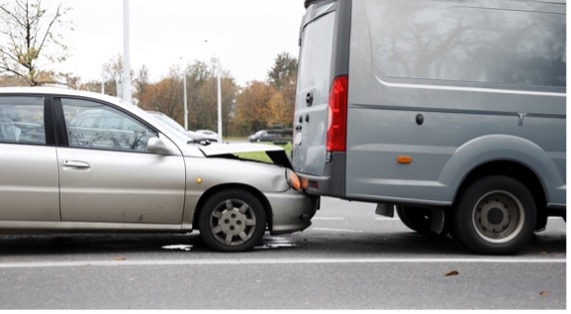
[297,12,337,107]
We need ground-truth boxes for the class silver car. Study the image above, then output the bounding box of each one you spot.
[0,87,318,252]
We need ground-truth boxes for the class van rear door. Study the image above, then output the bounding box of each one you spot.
[292,3,337,176]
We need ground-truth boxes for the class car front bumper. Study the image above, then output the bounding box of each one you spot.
[266,189,319,234]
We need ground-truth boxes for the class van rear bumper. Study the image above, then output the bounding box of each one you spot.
[298,152,347,198]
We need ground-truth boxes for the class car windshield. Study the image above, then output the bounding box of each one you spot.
[148,112,186,132]
[145,112,193,143]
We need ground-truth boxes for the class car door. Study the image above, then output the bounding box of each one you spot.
[0,95,59,222]
[56,97,186,225]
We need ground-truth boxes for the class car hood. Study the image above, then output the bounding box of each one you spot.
[199,143,292,169]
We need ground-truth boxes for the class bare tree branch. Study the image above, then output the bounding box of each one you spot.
[0,0,71,85]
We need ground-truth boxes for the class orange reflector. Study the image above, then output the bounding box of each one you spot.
[397,155,412,164]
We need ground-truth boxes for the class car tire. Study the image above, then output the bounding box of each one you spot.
[198,189,267,252]
[396,206,434,235]
[450,176,536,255]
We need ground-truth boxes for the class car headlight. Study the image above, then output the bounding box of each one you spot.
[286,169,302,191]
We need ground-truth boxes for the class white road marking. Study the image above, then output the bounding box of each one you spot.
[311,228,363,233]
[0,257,565,269]
[375,217,397,220]
[161,244,193,252]
[313,217,345,220]
[314,216,397,221]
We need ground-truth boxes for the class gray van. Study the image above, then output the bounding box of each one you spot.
[293,0,566,254]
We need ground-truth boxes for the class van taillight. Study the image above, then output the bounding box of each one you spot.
[326,76,348,152]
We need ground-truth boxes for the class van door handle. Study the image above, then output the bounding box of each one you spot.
[63,160,91,169]
[305,92,313,106]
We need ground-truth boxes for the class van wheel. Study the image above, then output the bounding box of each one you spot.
[396,206,434,235]
[304,0,316,8]
[451,176,536,254]
[198,189,267,252]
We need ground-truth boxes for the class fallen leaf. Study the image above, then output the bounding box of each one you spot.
[540,291,549,297]
[113,256,127,261]
[445,270,459,277]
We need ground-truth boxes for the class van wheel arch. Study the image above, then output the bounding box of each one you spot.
[452,160,547,231]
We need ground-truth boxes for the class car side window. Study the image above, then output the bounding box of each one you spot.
[0,96,46,145]
[62,98,157,152]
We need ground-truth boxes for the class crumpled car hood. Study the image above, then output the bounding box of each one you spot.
[199,142,292,169]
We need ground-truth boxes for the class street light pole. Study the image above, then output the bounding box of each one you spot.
[183,73,188,130]
[217,68,222,142]
[122,0,132,104]
[204,40,223,142]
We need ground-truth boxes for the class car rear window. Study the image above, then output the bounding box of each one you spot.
[0,96,45,145]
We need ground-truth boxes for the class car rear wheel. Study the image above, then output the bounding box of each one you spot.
[198,189,267,252]
[396,206,434,235]
[450,176,536,254]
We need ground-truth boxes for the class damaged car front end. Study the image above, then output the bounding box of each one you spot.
[194,143,319,235]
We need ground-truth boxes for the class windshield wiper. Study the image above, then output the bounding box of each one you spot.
[187,138,213,146]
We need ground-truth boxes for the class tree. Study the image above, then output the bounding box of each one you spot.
[145,79,182,119]
[0,0,71,86]
[232,81,276,135]
[133,64,150,106]
[0,74,27,87]
[267,91,290,127]
[61,72,81,89]
[81,79,105,94]
[267,52,298,91]
[230,53,299,136]
[100,54,123,96]
[267,52,298,128]
[182,59,238,132]
[137,59,238,134]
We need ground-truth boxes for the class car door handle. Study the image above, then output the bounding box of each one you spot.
[63,160,91,169]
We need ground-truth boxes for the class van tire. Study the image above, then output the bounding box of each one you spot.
[396,206,434,235]
[304,0,317,8]
[198,189,267,252]
[451,176,536,255]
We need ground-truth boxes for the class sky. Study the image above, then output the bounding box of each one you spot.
[46,0,306,86]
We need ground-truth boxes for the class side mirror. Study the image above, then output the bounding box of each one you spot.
[147,136,174,155]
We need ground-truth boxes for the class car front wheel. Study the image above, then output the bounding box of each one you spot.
[198,189,267,252]
[451,176,536,255]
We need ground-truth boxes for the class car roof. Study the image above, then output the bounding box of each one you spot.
[0,86,126,105]
[146,111,164,115]
[0,86,210,157]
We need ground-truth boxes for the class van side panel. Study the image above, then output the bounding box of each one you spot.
[345,0,566,206]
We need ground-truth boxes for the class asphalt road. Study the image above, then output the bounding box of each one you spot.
[0,197,566,310]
